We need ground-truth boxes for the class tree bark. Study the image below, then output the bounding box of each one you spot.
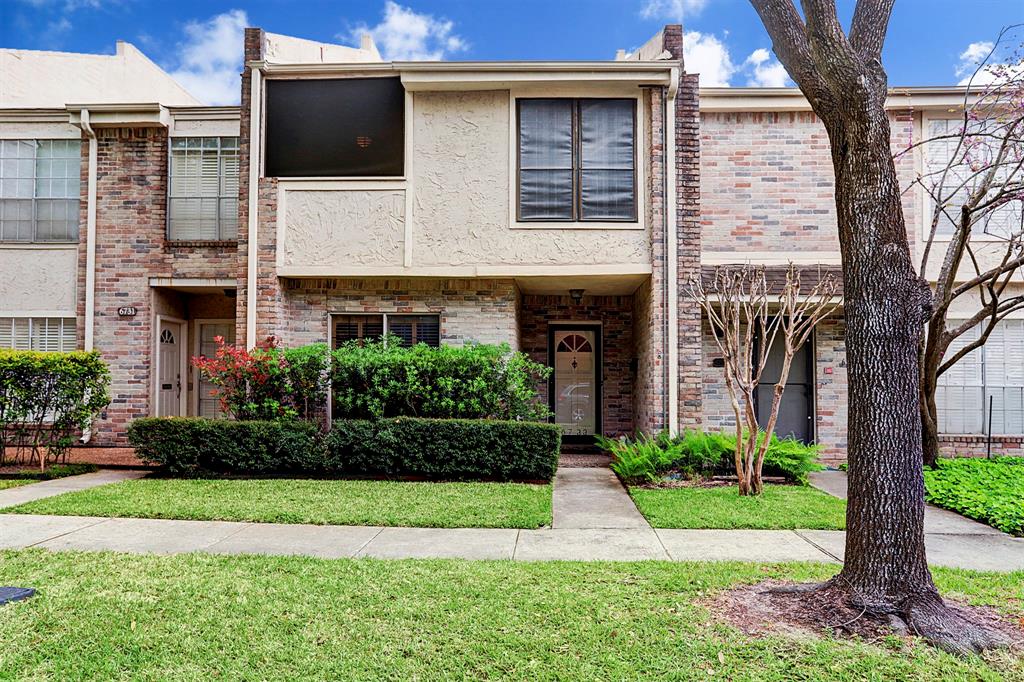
[749,0,1010,654]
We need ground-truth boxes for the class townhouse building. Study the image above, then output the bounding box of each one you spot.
[1,25,1020,463]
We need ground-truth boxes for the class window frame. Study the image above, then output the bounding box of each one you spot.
[331,312,441,348]
[0,316,77,352]
[0,139,82,244]
[514,96,640,227]
[166,136,240,242]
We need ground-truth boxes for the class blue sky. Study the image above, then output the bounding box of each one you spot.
[2,0,1021,104]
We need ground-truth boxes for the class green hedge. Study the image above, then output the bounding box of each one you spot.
[128,418,319,476]
[326,418,561,481]
[924,457,1024,536]
[128,416,561,481]
[598,429,823,485]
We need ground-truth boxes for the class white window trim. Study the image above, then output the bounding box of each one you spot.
[192,318,235,417]
[0,138,82,244]
[507,89,647,231]
[920,112,1008,244]
[0,316,77,352]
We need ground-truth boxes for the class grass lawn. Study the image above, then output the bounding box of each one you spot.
[0,551,1020,680]
[0,479,32,491]
[925,457,1024,536]
[630,484,847,530]
[8,477,553,529]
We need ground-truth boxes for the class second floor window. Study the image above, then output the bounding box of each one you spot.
[0,139,81,243]
[517,98,636,223]
[168,137,239,241]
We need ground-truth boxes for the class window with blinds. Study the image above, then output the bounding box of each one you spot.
[168,137,239,241]
[937,319,1024,434]
[0,139,81,243]
[0,317,77,352]
[925,119,1023,238]
[517,98,636,222]
[332,314,440,348]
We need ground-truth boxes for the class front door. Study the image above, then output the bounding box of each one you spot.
[755,333,814,443]
[158,320,183,417]
[549,326,601,442]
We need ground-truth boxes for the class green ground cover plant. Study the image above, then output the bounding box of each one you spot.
[924,457,1024,536]
[599,429,822,485]
[629,483,847,530]
[10,478,552,528]
[0,551,1020,680]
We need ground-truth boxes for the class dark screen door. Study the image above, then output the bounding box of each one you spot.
[755,334,814,443]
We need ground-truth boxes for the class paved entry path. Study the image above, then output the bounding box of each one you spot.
[1,469,1023,570]
[0,469,146,510]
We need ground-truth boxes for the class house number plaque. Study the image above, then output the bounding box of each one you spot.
[117,306,138,318]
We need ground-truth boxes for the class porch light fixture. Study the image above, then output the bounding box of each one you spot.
[569,289,585,305]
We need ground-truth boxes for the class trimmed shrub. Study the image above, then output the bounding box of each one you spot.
[192,337,297,421]
[0,350,111,467]
[331,339,551,421]
[599,428,823,485]
[128,417,320,476]
[326,418,561,481]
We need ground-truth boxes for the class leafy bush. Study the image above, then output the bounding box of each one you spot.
[281,343,330,420]
[192,337,296,421]
[924,457,1024,536]
[128,417,320,476]
[128,416,560,481]
[599,429,823,485]
[327,418,561,481]
[331,338,551,421]
[0,350,111,468]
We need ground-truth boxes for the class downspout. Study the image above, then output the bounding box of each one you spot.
[245,68,262,349]
[80,109,98,443]
[666,67,680,436]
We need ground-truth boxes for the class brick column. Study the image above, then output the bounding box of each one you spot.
[236,27,263,346]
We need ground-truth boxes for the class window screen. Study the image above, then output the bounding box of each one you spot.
[333,315,385,347]
[265,78,405,177]
[936,319,1024,434]
[0,317,76,351]
[168,137,239,240]
[0,140,81,242]
[388,315,440,347]
[517,98,636,222]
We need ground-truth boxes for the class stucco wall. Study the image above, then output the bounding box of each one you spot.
[0,246,77,314]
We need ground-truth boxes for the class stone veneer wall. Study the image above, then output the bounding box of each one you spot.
[77,127,237,444]
[273,278,519,349]
[519,294,635,438]
[700,313,849,465]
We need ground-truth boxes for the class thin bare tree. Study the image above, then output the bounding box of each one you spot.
[898,27,1024,466]
[690,264,838,496]
[750,0,1011,653]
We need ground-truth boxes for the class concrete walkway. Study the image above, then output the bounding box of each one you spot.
[0,468,1021,570]
[0,469,146,510]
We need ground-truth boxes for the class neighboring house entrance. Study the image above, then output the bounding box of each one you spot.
[549,325,602,442]
[755,333,814,444]
[157,319,184,417]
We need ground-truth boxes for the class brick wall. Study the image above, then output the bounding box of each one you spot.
[939,435,1024,459]
[274,278,519,349]
[77,126,238,444]
[236,27,265,346]
[519,294,635,437]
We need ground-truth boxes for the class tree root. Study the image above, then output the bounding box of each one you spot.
[901,594,1014,657]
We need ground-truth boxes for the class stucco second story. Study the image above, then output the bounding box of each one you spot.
[246,29,682,282]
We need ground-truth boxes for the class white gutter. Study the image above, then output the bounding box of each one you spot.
[666,67,680,436]
[81,109,98,352]
[245,68,263,349]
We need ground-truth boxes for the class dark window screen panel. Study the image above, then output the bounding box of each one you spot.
[265,78,404,177]
[388,315,440,347]
[518,99,574,220]
[333,315,384,347]
[580,99,635,220]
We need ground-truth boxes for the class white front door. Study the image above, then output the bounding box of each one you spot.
[552,329,599,437]
[158,320,183,417]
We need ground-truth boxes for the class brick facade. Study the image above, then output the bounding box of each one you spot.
[519,294,636,438]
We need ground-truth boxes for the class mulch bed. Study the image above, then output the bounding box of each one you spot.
[704,579,1024,650]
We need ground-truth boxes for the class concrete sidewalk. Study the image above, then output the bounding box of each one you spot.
[0,469,147,510]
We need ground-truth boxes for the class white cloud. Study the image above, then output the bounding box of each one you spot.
[955,40,1024,85]
[682,30,735,86]
[167,9,247,105]
[744,47,790,87]
[347,1,467,61]
[40,16,72,48]
[640,0,709,21]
